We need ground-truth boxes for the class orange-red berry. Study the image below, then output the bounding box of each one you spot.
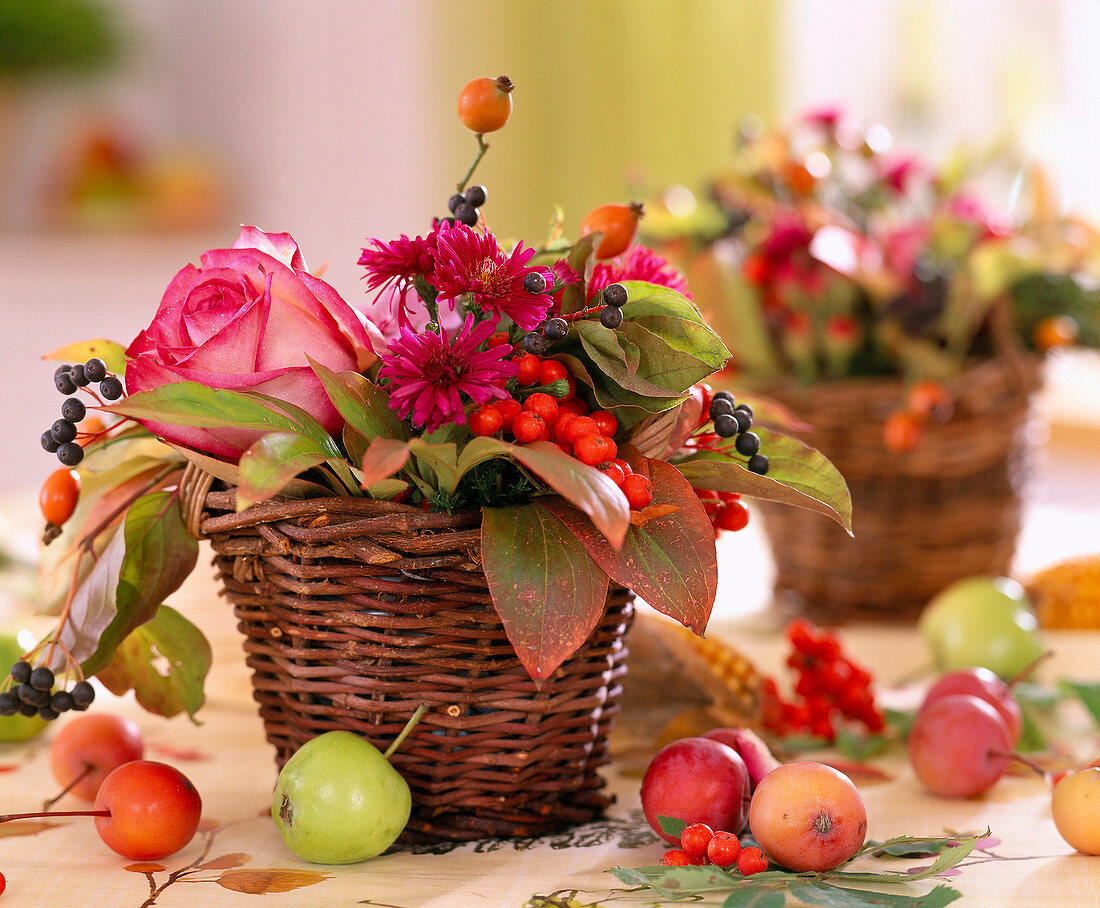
[512,412,546,444]
[563,416,599,446]
[612,458,633,476]
[680,823,715,859]
[558,397,589,418]
[622,473,653,510]
[516,354,542,386]
[589,409,618,438]
[661,849,693,866]
[497,398,522,432]
[883,410,923,453]
[40,467,81,527]
[597,460,626,486]
[706,830,742,868]
[736,846,769,875]
[523,392,559,424]
[470,405,503,437]
[716,500,750,532]
[573,433,614,466]
[538,359,568,385]
[457,75,514,133]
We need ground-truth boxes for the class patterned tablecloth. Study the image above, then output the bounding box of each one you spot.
[1,525,1099,907]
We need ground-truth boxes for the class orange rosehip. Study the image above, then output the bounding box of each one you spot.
[40,468,80,527]
[580,202,645,259]
[457,76,514,133]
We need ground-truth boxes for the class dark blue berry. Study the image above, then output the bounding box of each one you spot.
[18,702,38,717]
[735,432,761,456]
[733,410,753,433]
[29,665,55,691]
[543,316,568,340]
[713,390,735,406]
[709,398,735,420]
[18,683,49,708]
[734,402,753,418]
[10,660,31,684]
[454,202,479,226]
[524,272,548,294]
[70,680,95,708]
[57,442,84,466]
[51,690,74,713]
[447,192,465,213]
[99,376,124,400]
[522,332,547,355]
[61,397,86,422]
[0,691,17,716]
[54,364,73,383]
[464,184,487,207]
[42,431,60,453]
[51,419,77,444]
[84,358,108,382]
[55,373,77,395]
[714,413,738,437]
[602,283,628,307]
[69,363,89,387]
[748,453,769,475]
[37,706,59,721]
[600,306,624,329]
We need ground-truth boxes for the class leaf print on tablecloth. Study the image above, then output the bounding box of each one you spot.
[196,852,250,870]
[215,868,331,894]
[124,863,166,874]
[0,820,63,838]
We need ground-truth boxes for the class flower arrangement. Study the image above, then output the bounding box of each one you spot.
[646,107,1100,449]
[3,78,849,727]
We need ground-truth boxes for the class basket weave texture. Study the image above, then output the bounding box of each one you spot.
[191,487,634,842]
[755,355,1043,621]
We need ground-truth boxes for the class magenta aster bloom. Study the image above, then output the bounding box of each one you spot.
[358,230,440,327]
[432,225,553,330]
[378,314,518,432]
[587,244,691,301]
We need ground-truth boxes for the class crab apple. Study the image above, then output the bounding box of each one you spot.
[907,694,1012,798]
[640,737,751,844]
[920,667,1023,744]
[748,761,867,872]
[51,713,144,801]
[94,761,202,859]
[1052,767,1100,854]
[702,727,781,789]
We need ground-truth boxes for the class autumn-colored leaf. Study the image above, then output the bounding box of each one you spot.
[359,438,413,489]
[539,460,716,633]
[43,338,128,376]
[628,504,680,527]
[124,862,166,874]
[0,820,62,837]
[197,852,251,870]
[215,868,331,894]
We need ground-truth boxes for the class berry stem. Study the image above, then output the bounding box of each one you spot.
[456,134,490,193]
[1006,651,1053,689]
[989,749,1048,780]
[384,703,429,759]
[42,761,95,811]
[0,809,110,823]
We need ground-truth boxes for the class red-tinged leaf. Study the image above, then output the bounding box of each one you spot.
[506,441,630,548]
[359,438,412,488]
[215,869,331,894]
[629,504,680,527]
[237,432,330,510]
[481,504,610,681]
[124,862,166,874]
[559,234,598,315]
[307,357,408,441]
[197,852,251,870]
[629,394,705,459]
[539,460,716,633]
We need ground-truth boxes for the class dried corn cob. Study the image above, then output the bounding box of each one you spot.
[1027,554,1100,629]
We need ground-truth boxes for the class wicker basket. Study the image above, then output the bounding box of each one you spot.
[755,354,1043,622]
[184,480,634,842]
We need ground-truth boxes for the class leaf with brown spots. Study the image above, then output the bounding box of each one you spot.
[198,852,251,870]
[216,869,331,894]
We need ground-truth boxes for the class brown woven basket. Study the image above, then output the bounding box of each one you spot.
[185,480,634,842]
[755,354,1043,622]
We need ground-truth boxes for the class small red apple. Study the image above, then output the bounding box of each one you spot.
[640,737,751,843]
[920,667,1023,743]
[748,761,867,872]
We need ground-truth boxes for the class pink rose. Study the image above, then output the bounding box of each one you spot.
[125,227,380,460]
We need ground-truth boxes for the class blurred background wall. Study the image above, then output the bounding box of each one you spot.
[1,0,1097,493]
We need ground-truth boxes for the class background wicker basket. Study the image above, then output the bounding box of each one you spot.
[755,354,1043,622]
[191,487,634,843]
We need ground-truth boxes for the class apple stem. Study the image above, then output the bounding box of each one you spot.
[989,749,1048,780]
[42,761,94,811]
[1006,651,1053,689]
[384,703,429,760]
[0,809,111,823]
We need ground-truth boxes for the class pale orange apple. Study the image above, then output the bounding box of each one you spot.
[748,761,867,872]
[1052,767,1100,855]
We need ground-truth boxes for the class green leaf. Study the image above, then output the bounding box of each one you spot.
[43,338,128,377]
[61,492,198,675]
[834,832,984,883]
[790,881,961,907]
[608,865,748,898]
[237,432,332,510]
[96,606,212,720]
[723,891,787,908]
[539,459,717,632]
[307,357,408,441]
[834,728,889,762]
[481,505,610,680]
[658,815,687,839]
[1059,680,1100,727]
[868,839,956,858]
[591,322,708,398]
[675,428,853,533]
[165,443,331,501]
[625,312,729,372]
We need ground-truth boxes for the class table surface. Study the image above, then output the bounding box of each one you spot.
[1,439,1099,907]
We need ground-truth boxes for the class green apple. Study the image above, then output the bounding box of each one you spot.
[271,730,411,864]
[0,631,48,743]
[919,576,1044,680]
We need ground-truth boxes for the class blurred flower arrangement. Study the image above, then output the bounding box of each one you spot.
[646,107,1100,449]
[4,78,851,726]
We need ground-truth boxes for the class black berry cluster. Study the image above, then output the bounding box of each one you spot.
[41,357,121,467]
[445,183,488,227]
[599,282,627,328]
[0,661,95,721]
[710,391,769,474]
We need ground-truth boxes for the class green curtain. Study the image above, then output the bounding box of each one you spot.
[429,0,777,244]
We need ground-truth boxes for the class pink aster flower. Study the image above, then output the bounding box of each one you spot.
[432,225,553,330]
[586,244,691,301]
[378,313,518,433]
[358,229,441,327]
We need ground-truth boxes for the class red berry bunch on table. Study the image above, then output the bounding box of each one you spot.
[661,822,769,876]
[760,618,884,741]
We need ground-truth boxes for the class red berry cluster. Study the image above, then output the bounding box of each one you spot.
[693,487,750,535]
[660,823,768,875]
[469,353,654,511]
[760,618,884,740]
